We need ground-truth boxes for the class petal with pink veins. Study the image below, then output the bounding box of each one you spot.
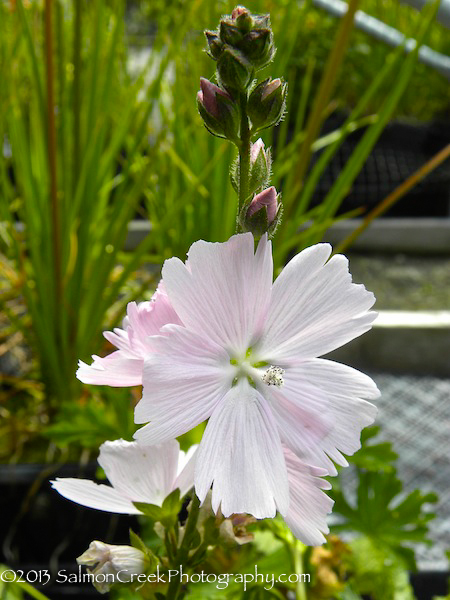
[76,286,181,387]
[161,233,273,357]
[283,446,334,546]
[257,244,376,364]
[269,359,379,475]
[195,378,289,519]
[134,325,232,445]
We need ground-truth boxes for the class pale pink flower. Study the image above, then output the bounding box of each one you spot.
[51,439,196,513]
[76,285,181,387]
[134,233,379,522]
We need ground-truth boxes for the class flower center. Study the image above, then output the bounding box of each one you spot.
[230,350,284,388]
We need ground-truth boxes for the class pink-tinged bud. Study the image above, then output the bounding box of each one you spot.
[247,186,278,223]
[261,78,281,101]
[197,78,240,141]
[248,77,287,131]
[198,77,230,119]
[231,6,248,20]
[250,138,265,164]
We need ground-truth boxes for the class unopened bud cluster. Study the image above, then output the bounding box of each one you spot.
[206,6,274,91]
[197,6,286,137]
[197,6,286,239]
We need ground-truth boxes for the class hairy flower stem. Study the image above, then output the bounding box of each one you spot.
[165,494,201,600]
[238,92,251,219]
[293,540,307,600]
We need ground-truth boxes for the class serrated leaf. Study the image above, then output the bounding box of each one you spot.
[350,425,398,472]
[332,468,437,570]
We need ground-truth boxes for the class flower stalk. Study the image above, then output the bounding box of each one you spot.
[165,494,201,600]
[238,92,251,213]
[197,6,285,238]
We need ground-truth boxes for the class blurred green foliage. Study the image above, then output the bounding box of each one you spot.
[129,0,450,121]
[290,0,450,121]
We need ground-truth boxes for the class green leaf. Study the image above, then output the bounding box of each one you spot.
[133,502,163,522]
[160,488,182,527]
[350,425,398,472]
[129,528,158,572]
[44,389,136,450]
[348,537,416,600]
[129,528,150,555]
[332,468,437,570]
[133,489,181,528]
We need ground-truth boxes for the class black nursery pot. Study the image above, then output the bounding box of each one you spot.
[308,116,450,217]
[410,571,450,600]
[0,462,138,597]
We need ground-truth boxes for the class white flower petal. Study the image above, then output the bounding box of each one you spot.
[283,447,334,546]
[76,356,144,386]
[258,245,376,363]
[98,439,180,506]
[174,445,198,497]
[161,233,273,356]
[134,326,232,445]
[51,478,141,514]
[195,379,289,519]
[270,359,378,475]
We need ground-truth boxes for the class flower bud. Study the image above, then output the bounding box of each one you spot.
[205,30,223,60]
[241,186,281,238]
[248,78,287,131]
[231,6,252,31]
[206,7,274,76]
[248,138,271,194]
[238,28,273,69]
[197,77,239,141]
[220,21,243,47]
[250,137,265,163]
[217,47,253,92]
[230,138,271,196]
[247,186,278,223]
[77,541,148,594]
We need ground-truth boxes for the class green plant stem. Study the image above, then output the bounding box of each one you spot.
[165,494,201,600]
[45,0,62,377]
[238,92,251,218]
[293,541,307,600]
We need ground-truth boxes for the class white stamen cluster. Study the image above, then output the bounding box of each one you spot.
[262,365,284,387]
